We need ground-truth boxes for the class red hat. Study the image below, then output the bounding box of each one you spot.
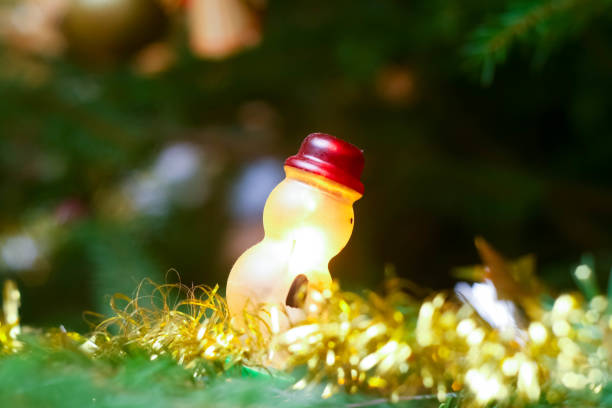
[285,133,364,194]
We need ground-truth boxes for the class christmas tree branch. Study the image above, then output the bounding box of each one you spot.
[465,0,610,84]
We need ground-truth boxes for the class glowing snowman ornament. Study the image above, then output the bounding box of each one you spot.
[226,133,364,329]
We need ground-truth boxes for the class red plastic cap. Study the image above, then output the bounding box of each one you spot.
[285,133,364,194]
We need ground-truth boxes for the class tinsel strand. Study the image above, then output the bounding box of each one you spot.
[0,271,610,407]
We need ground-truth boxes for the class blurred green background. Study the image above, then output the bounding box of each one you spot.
[1,0,612,331]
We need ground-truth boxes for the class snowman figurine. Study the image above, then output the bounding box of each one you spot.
[226,133,364,330]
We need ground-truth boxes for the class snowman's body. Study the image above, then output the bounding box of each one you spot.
[226,165,361,329]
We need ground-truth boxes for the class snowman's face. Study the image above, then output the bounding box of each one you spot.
[263,175,357,266]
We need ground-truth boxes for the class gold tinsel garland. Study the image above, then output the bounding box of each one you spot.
[0,263,610,407]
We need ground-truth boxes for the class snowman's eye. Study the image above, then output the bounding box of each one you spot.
[286,274,309,308]
[349,217,353,224]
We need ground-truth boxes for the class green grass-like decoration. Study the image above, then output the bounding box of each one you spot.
[0,336,448,408]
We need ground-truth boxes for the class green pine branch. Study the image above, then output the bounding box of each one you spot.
[0,336,444,408]
[465,0,612,85]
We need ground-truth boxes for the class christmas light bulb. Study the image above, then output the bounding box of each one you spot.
[226,133,364,329]
[188,0,261,59]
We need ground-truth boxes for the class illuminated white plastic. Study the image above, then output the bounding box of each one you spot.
[226,166,361,328]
